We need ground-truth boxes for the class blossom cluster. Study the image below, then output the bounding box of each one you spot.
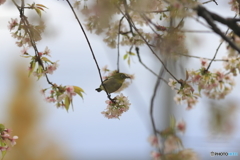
[8,13,57,79]
[9,18,45,47]
[101,93,131,119]
[148,117,197,160]
[223,56,240,76]
[169,58,235,109]
[189,59,235,99]
[0,124,18,154]
[7,2,85,111]
[228,0,239,14]
[42,85,84,111]
[168,78,199,110]
[151,149,199,160]
[21,46,59,79]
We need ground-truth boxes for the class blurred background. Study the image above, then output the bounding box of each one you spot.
[0,0,240,160]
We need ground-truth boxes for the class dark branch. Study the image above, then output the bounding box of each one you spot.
[66,0,114,102]
[196,5,240,53]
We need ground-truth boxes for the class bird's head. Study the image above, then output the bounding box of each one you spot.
[114,73,130,80]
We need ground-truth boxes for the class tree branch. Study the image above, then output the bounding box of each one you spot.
[196,5,240,53]
[65,0,114,101]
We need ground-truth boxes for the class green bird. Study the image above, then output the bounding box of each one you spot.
[95,73,130,93]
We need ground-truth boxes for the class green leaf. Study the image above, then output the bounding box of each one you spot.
[123,53,128,60]
[185,70,189,81]
[129,52,135,56]
[73,86,84,99]
[37,65,43,80]
[0,124,5,132]
[35,8,42,17]
[36,4,48,9]
[64,96,71,111]
[170,115,176,129]
[28,61,36,77]
[198,85,202,96]
[1,150,7,160]
[160,127,174,138]
[41,56,52,63]
[21,55,32,58]
[127,57,131,66]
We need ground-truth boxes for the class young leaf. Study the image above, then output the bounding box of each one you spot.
[127,57,131,66]
[28,60,36,77]
[64,96,71,111]
[0,124,5,132]
[73,86,84,99]
[35,8,42,17]
[160,127,174,138]
[129,52,135,56]
[37,65,43,80]
[123,53,128,60]
[41,56,52,63]
[1,150,7,160]
[21,55,32,58]
[36,4,48,9]
[170,115,176,130]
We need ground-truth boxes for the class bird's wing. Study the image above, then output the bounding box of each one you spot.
[103,78,122,93]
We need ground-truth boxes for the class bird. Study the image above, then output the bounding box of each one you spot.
[95,73,130,93]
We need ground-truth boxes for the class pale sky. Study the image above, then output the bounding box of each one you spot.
[0,0,240,160]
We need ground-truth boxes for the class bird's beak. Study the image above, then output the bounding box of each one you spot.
[125,75,131,79]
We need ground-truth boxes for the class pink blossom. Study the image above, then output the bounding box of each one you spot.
[20,46,28,55]
[101,65,109,73]
[150,151,161,160]
[8,18,18,31]
[168,78,177,90]
[57,93,67,102]
[45,97,56,103]
[228,0,239,13]
[0,0,6,5]
[16,41,23,47]
[176,119,186,133]
[102,94,130,119]
[44,46,51,56]
[66,86,76,97]
[46,62,59,74]
[164,135,180,154]
[40,89,46,95]
[200,58,208,68]
[10,136,18,146]
[1,133,10,139]
[22,37,30,45]
[0,146,8,151]
[148,135,159,147]
[174,94,182,105]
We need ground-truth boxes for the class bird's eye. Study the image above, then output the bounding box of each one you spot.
[121,74,125,78]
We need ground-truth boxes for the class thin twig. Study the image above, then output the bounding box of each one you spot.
[128,6,169,14]
[193,16,212,30]
[12,0,54,86]
[178,53,226,61]
[206,28,230,71]
[119,2,180,83]
[135,47,168,84]
[139,12,163,36]
[196,6,240,53]
[178,30,213,33]
[150,67,165,154]
[202,0,218,5]
[65,0,113,101]
[117,16,125,71]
